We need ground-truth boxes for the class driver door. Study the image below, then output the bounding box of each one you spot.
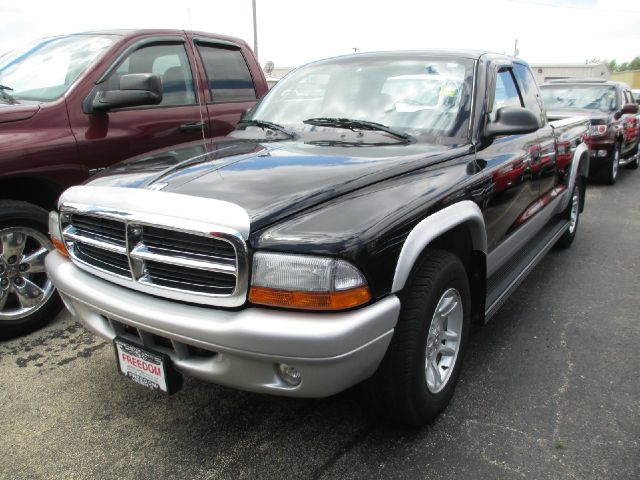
[68,37,208,174]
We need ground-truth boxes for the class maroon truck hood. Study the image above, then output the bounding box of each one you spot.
[0,103,40,124]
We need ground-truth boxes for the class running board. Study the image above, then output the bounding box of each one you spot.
[619,151,639,167]
[485,219,569,320]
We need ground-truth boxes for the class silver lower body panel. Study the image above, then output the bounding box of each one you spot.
[46,252,400,397]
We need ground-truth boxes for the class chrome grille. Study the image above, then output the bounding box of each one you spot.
[67,214,128,278]
[141,226,236,262]
[144,260,236,295]
[75,242,130,277]
[69,215,126,247]
[60,211,246,306]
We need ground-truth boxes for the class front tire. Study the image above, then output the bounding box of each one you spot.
[556,181,581,249]
[366,249,470,426]
[0,201,61,339]
[604,144,620,185]
[626,144,639,170]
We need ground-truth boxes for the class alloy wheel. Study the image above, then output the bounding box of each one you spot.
[0,227,55,321]
[425,288,463,393]
[569,188,580,235]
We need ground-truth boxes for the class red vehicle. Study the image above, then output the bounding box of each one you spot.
[540,79,639,184]
[0,30,267,337]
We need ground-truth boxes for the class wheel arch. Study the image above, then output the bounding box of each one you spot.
[391,200,488,325]
[560,142,589,212]
[0,176,63,211]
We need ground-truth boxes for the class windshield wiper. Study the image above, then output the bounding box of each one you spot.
[237,119,295,139]
[303,117,415,143]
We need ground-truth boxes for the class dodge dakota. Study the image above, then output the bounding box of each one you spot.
[46,51,590,425]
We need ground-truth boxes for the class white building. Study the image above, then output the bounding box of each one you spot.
[530,63,610,84]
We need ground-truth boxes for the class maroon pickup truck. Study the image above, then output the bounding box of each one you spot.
[0,29,267,337]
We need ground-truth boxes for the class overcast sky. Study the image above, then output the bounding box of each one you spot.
[1,0,639,68]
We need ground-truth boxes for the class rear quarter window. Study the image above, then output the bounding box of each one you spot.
[197,45,256,103]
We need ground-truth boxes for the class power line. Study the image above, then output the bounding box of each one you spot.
[503,0,640,14]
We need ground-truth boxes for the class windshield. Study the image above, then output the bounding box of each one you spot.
[540,85,617,112]
[0,35,115,101]
[246,55,474,144]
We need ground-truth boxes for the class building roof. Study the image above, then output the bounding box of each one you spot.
[531,62,609,68]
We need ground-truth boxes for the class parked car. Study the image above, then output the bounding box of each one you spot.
[46,51,590,426]
[540,79,639,183]
[631,89,640,104]
[0,29,267,337]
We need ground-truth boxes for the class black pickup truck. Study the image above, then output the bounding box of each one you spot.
[46,51,590,426]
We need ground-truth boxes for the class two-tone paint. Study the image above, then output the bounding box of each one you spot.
[46,51,590,397]
[85,52,590,321]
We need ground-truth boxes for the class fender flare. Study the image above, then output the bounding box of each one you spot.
[560,142,589,211]
[391,200,487,293]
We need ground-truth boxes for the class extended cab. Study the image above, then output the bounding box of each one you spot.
[46,51,590,425]
[540,79,639,183]
[0,30,267,336]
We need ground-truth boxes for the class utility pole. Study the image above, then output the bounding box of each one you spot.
[513,38,519,57]
[352,47,359,53]
[252,0,258,59]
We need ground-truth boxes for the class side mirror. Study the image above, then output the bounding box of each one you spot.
[483,106,539,140]
[621,103,639,115]
[92,74,163,112]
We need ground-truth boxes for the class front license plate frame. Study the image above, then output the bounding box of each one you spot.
[113,337,182,394]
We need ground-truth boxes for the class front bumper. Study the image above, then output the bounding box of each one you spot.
[46,251,400,397]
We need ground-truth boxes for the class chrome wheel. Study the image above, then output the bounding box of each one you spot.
[0,227,54,321]
[568,188,580,235]
[425,288,463,393]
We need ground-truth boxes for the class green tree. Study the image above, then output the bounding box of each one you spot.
[606,56,640,72]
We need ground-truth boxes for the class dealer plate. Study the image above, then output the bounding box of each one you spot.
[113,338,180,394]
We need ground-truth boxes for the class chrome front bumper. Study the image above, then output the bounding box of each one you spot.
[46,251,400,397]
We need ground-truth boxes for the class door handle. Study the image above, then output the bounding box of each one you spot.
[180,121,205,133]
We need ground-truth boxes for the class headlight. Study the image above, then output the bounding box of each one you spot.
[589,125,607,137]
[48,211,68,257]
[248,252,371,310]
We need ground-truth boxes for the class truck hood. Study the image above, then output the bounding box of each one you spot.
[0,103,40,124]
[546,108,609,123]
[88,138,467,230]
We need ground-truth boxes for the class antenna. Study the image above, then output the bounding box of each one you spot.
[187,8,207,145]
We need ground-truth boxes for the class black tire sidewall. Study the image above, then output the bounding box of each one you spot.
[371,250,471,426]
[606,144,620,184]
[0,201,61,339]
[556,182,581,249]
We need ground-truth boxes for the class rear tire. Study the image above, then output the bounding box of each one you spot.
[366,249,470,426]
[0,201,61,340]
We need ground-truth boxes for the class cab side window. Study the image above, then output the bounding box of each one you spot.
[513,63,545,126]
[196,44,256,103]
[492,68,522,121]
[104,43,196,107]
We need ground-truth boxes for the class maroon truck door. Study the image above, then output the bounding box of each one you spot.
[191,38,261,137]
[67,35,208,172]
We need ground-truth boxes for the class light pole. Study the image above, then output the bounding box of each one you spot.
[252,0,258,59]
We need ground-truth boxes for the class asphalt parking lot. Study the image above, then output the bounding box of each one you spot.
[1,169,639,480]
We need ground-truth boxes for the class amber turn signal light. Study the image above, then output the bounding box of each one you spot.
[51,236,69,257]
[248,285,372,311]
[48,211,69,257]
